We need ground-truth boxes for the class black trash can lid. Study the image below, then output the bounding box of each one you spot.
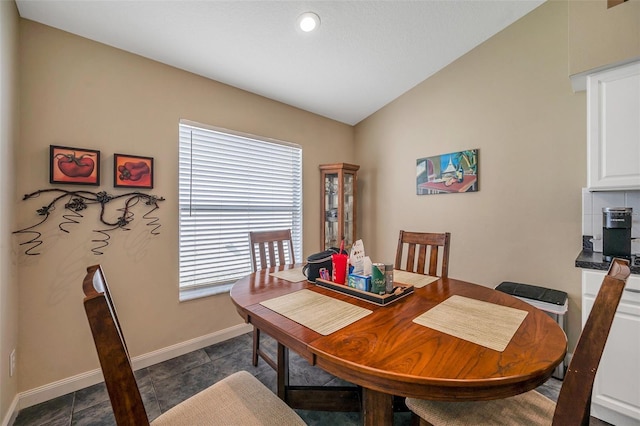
[495,281,568,306]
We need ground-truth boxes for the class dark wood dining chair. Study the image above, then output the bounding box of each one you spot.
[249,229,296,370]
[405,257,631,426]
[82,264,306,426]
[249,229,295,273]
[395,230,451,277]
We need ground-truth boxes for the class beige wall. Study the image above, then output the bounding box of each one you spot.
[569,0,640,75]
[0,0,19,422]
[355,1,587,348]
[17,20,353,392]
[7,0,639,411]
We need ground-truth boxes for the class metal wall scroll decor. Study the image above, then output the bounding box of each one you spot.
[13,189,166,255]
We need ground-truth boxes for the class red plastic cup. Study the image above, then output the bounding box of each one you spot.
[332,253,348,285]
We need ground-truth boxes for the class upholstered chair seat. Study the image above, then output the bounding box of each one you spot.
[406,258,631,426]
[152,370,305,425]
[406,388,555,425]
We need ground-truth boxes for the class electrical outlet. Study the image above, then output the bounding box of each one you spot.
[10,349,16,377]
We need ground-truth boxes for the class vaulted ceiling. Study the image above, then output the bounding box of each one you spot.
[16,1,545,125]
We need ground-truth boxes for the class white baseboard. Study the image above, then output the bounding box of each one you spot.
[1,394,19,426]
[9,323,566,422]
[15,323,252,412]
[131,323,252,370]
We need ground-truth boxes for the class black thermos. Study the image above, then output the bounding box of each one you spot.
[602,207,632,261]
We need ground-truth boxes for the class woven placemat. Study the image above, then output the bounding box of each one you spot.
[393,270,439,288]
[269,266,306,283]
[413,295,528,351]
[260,289,372,335]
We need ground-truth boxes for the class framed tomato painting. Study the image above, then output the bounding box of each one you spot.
[50,145,100,185]
[114,154,154,189]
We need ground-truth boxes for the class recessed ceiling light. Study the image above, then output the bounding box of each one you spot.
[297,12,320,33]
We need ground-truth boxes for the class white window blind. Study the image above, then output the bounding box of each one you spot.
[179,121,302,297]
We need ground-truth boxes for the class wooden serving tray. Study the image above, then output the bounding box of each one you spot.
[315,279,414,306]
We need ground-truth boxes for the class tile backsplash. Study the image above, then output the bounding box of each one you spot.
[582,189,640,254]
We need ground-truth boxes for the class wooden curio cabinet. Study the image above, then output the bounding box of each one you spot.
[320,163,359,251]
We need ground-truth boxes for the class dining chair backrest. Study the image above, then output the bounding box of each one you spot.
[394,230,451,277]
[82,264,150,425]
[248,230,296,371]
[83,264,307,426]
[552,257,630,425]
[405,258,630,426]
[249,229,295,272]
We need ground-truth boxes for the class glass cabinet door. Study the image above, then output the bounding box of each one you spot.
[324,172,339,249]
[343,171,355,247]
[320,163,359,251]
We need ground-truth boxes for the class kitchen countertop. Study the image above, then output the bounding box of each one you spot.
[575,249,640,275]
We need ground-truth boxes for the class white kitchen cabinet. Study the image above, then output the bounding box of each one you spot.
[587,61,640,191]
[582,269,640,425]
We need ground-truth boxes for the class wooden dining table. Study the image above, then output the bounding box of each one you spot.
[230,264,567,425]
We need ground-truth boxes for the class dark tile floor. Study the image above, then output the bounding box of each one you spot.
[13,332,609,426]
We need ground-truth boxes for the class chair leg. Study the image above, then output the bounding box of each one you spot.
[252,327,260,367]
[253,328,278,371]
[410,412,433,426]
[410,412,420,426]
[253,332,290,403]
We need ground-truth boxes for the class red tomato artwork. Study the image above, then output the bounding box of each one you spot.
[55,152,95,177]
[50,146,100,185]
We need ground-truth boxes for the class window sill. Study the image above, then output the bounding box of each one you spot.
[179,283,233,302]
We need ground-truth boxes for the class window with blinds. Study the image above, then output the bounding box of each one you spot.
[179,120,303,299]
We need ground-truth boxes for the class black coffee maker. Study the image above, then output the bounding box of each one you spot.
[602,207,632,261]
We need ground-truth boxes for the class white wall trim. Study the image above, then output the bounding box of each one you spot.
[1,395,19,426]
[9,323,568,421]
[569,56,640,92]
[18,369,102,412]
[131,323,251,370]
[15,323,252,411]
